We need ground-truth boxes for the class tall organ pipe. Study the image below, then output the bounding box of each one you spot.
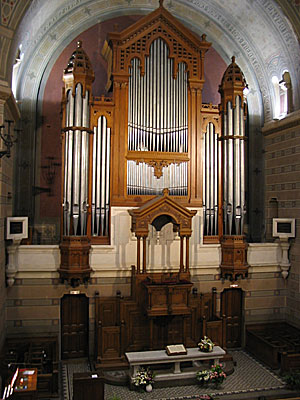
[91,116,111,237]
[223,97,246,235]
[227,102,233,235]
[234,95,241,235]
[62,84,91,236]
[80,90,89,235]
[203,123,218,236]
[127,38,188,195]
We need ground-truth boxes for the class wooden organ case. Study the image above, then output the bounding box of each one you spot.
[59,0,248,361]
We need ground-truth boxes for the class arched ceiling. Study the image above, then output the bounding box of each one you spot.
[3,0,300,122]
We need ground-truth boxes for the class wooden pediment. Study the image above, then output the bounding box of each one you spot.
[128,188,197,237]
[107,1,211,81]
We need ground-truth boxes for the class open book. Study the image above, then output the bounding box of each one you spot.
[165,344,187,356]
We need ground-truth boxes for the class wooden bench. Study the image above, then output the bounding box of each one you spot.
[246,322,300,371]
[126,346,226,386]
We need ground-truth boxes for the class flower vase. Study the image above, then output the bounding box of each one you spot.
[145,383,153,392]
[213,382,222,389]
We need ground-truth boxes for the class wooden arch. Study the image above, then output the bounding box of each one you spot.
[128,189,197,274]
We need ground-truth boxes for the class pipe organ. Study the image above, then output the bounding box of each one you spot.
[203,122,219,237]
[91,116,111,237]
[61,41,112,245]
[59,2,249,283]
[219,57,247,237]
[219,56,249,280]
[127,39,188,196]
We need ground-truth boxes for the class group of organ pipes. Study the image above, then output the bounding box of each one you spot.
[60,3,248,250]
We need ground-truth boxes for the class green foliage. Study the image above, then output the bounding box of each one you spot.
[196,363,226,388]
[283,371,300,389]
[108,395,121,400]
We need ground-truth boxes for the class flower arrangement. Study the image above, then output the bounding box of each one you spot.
[196,369,211,384]
[132,367,155,388]
[209,363,226,386]
[198,336,214,352]
[197,364,226,388]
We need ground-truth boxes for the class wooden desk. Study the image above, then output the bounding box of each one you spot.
[13,368,37,400]
[126,346,226,384]
[73,372,104,400]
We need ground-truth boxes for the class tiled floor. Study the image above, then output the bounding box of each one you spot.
[61,351,299,400]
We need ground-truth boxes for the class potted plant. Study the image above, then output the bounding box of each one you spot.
[132,367,155,392]
[198,336,214,352]
[209,363,226,388]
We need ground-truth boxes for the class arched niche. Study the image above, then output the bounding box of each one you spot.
[128,188,197,275]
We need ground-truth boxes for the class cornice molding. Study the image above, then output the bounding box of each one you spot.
[262,110,300,136]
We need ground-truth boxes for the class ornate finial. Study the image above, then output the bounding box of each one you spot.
[77,40,82,48]
[159,0,164,7]
[231,56,236,63]
[163,188,169,196]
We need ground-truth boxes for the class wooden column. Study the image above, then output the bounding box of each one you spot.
[142,236,147,273]
[185,236,190,272]
[137,236,141,274]
[180,236,184,272]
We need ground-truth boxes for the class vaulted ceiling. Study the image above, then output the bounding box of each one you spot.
[1,0,300,122]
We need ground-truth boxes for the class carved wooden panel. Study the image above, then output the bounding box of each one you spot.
[220,235,249,280]
[98,300,118,327]
[59,237,91,285]
[100,326,120,361]
[121,301,149,351]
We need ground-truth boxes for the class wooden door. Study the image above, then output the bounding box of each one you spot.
[61,294,89,359]
[221,288,243,348]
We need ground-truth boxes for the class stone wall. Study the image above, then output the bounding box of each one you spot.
[263,111,300,328]
[0,80,20,348]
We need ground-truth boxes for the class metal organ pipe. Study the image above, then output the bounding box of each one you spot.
[203,123,218,236]
[223,111,228,236]
[73,83,83,235]
[91,116,111,237]
[127,38,188,195]
[62,84,91,237]
[223,97,246,235]
[227,101,233,236]
[240,100,246,234]
[80,90,89,236]
[234,95,241,235]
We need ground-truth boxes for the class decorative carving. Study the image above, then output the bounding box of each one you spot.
[145,160,169,178]
[59,236,92,287]
[220,235,249,280]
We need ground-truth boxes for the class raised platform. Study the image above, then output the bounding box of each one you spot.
[126,346,226,385]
